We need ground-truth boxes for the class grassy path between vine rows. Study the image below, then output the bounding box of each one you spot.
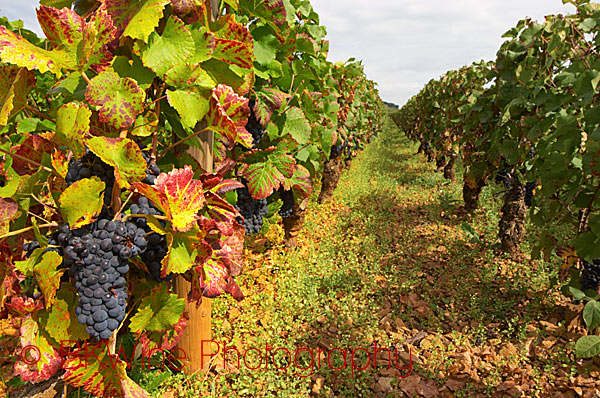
[146,118,598,397]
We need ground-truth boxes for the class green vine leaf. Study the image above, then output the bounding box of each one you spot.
[104,0,170,43]
[59,177,105,229]
[129,284,185,333]
[55,102,91,159]
[283,106,311,145]
[33,251,64,309]
[86,137,147,188]
[39,284,88,343]
[162,232,200,275]
[166,87,210,129]
[131,112,158,137]
[85,71,146,129]
[137,15,196,78]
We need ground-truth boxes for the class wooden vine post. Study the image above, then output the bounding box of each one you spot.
[174,0,219,374]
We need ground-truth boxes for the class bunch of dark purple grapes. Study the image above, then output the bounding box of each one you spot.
[130,197,170,282]
[57,218,148,340]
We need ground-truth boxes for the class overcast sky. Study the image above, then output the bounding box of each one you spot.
[0,0,575,106]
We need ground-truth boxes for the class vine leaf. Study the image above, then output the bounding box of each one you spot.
[52,149,69,178]
[282,164,312,207]
[12,135,56,176]
[0,198,19,235]
[137,15,196,78]
[139,313,187,354]
[142,166,206,232]
[212,38,254,69]
[206,84,251,148]
[162,232,201,276]
[129,284,185,333]
[63,352,150,398]
[131,112,158,137]
[238,0,287,27]
[33,251,64,309]
[239,146,296,199]
[13,316,62,383]
[104,0,170,43]
[85,71,146,129]
[171,0,206,16]
[59,177,105,229]
[55,102,92,159]
[283,106,311,145]
[166,88,210,129]
[0,65,35,126]
[5,296,44,317]
[198,244,243,300]
[0,22,73,77]
[254,87,290,125]
[78,7,118,71]
[86,137,147,188]
[39,284,88,343]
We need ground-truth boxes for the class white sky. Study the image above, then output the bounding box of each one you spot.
[0,0,575,106]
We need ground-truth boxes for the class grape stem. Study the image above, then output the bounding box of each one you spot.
[112,192,135,222]
[0,222,59,239]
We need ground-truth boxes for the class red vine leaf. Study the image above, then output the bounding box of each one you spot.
[63,350,150,398]
[283,164,312,208]
[206,84,252,148]
[239,146,296,199]
[151,166,206,232]
[254,87,290,125]
[0,65,35,126]
[0,198,19,235]
[12,135,56,176]
[14,316,62,383]
[6,296,44,317]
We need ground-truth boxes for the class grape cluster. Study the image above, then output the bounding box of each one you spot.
[141,152,161,185]
[58,218,148,340]
[65,151,115,209]
[524,182,536,207]
[23,233,62,258]
[245,100,265,148]
[235,185,268,234]
[278,189,295,219]
[581,259,600,293]
[130,197,170,282]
